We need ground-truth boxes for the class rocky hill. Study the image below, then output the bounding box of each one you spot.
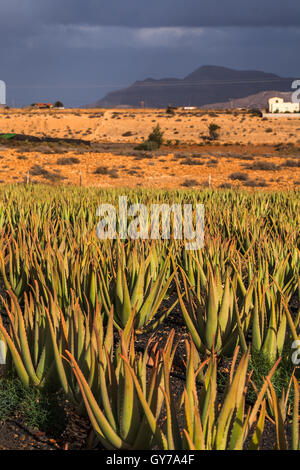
[201,90,293,110]
[93,65,295,108]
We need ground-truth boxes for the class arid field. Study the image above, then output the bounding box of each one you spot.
[0,107,299,190]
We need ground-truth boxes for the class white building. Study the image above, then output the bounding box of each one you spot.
[268,97,299,114]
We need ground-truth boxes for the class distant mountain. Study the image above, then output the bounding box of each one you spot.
[201,90,293,110]
[93,65,295,108]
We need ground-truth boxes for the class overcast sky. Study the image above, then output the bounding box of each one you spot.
[1,0,300,106]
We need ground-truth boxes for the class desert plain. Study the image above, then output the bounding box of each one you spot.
[0,107,299,190]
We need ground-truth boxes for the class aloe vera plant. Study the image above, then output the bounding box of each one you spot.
[183,341,284,449]
[0,232,31,301]
[266,374,300,450]
[181,238,239,296]
[0,287,59,389]
[176,266,251,355]
[99,244,177,332]
[0,285,108,400]
[251,281,288,362]
[122,340,279,450]
[45,293,112,410]
[65,329,176,449]
[180,344,283,450]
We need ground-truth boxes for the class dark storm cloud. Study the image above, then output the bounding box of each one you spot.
[1,1,300,106]
[1,0,300,28]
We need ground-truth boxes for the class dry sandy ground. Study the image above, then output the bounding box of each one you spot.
[1,108,300,146]
[0,108,299,190]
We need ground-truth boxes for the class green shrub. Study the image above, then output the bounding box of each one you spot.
[135,124,164,151]
[0,377,66,434]
[54,101,64,108]
[208,123,221,140]
[166,106,176,115]
[246,349,296,408]
[135,140,160,151]
[148,124,164,147]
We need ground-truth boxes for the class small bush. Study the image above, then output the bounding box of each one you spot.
[166,106,176,116]
[244,178,269,187]
[207,158,218,166]
[246,349,295,407]
[284,159,300,168]
[54,101,64,108]
[126,169,140,175]
[133,152,153,160]
[180,158,205,166]
[148,124,164,148]
[56,157,80,165]
[229,172,249,181]
[0,377,66,435]
[249,108,263,117]
[30,165,66,182]
[94,166,118,178]
[134,125,165,150]
[219,182,232,189]
[135,141,160,151]
[181,179,199,187]
[93,166,111,175]
[208,123,221,140]
[244,160,279,171]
